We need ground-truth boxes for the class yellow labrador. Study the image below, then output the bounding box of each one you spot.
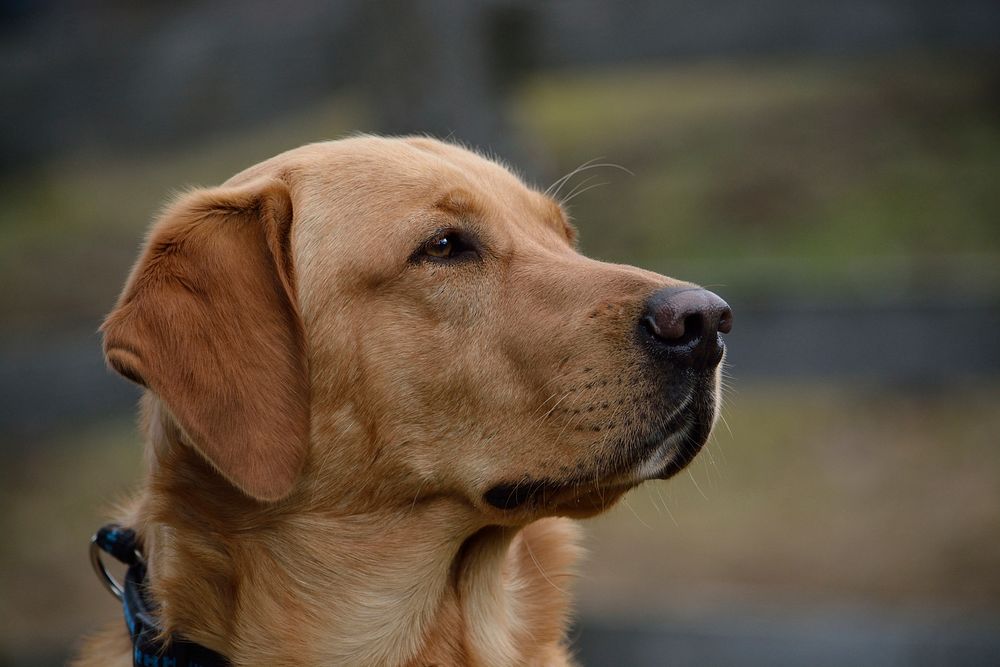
[75,136,731,666]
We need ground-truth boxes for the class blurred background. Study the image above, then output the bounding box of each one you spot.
[2,1,999,665]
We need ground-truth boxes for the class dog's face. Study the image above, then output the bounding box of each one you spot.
[103,137,730,522]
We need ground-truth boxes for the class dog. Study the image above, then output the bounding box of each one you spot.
[74,136,731,667]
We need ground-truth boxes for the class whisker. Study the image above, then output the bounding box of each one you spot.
[643,483,662,516]
[529,388,573,423]
[718,411,734,438]
[560,174,601,203]
[655,484,679,526]
[686,467,709,502]
[405,476,429,519]
[561,181,610,206]
[546,160,634,200]
[545,157,604,198]
[524,531,570,595]
[622,496,652,530]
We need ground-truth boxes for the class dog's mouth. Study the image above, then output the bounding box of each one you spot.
[635,395,717,481]
[482,386,717,516]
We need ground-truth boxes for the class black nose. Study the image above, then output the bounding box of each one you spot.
[642,286,733,371]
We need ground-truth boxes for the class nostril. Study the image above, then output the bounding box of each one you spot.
[641,314,658,339]
[718,307,733,335]
[643,311,704,347]
[679,314,703,345]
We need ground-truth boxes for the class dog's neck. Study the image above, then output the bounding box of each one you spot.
[127,398,580,667]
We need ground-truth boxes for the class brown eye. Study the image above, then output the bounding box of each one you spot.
[424,234,455,258]
[416,230,478,263]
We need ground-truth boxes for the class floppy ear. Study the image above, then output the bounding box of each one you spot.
[101,178,309,501]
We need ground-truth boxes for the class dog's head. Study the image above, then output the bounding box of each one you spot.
[102,137,731,522]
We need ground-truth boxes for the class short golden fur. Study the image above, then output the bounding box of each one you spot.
[75,136,724,666]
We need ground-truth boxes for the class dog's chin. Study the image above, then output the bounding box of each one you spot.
[543,419,715,518]
[633,403,717,482]
[481,396,717,520]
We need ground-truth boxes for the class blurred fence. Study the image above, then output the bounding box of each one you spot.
[4,0,1000,169]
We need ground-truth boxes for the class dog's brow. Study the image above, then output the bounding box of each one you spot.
[434,190,484,218]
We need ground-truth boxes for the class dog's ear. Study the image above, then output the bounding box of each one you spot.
[101,178,309,501]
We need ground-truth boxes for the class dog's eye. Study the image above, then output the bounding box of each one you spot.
[419,231,477,262]
[425,234,457,258]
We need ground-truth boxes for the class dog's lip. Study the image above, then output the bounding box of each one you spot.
[630,394,715,481]
[545,480,637,514]
[482,473,637,513]
[646,412,714,480]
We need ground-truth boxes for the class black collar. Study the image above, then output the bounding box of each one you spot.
[91,524,231,667]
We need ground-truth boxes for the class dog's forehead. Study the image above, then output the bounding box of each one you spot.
[279,138,569,249]
[234,137,567,235]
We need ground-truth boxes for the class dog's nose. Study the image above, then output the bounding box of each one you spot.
[642,286,733,371]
